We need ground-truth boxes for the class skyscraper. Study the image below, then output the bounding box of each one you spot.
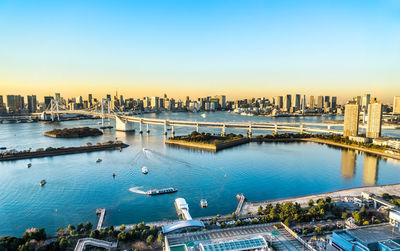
[362,93,371,112]
[7,95,24,113]
[394,96,400,114]
[283,94,291,111]
[343,101,359,137]
[44,96,53,109]
[317,96,324,109]
[292,94,300,110]
[331,96,337,109]
[366,100,382,138]
[0,95,3,107]
[324,96,330,108]
[88,94,93,106]
[309,96,315,109]
[27,95,37,113]
[275,96,283,109]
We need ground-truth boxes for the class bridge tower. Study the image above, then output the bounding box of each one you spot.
[50,99,60,122]
[100,98,111,128]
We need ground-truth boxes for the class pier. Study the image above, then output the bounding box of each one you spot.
[96,208,106,230]
[235,194,246,215]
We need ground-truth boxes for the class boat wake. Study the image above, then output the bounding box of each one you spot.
[128,186,146,195]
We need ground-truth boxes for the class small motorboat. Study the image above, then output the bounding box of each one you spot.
[96,158,102,163]
[142,166,148,174]
[200,199,208,208]
[40,180,46,186]
[112,173,116,178]
[27,163,32,168]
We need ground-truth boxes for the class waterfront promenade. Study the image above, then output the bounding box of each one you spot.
[240,183,400,215]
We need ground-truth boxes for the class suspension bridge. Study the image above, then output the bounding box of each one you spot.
[39,99,346,136]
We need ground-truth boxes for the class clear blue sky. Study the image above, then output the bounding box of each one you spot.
[0,0,399,102]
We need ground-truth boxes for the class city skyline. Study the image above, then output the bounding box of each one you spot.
[0,0,399,101]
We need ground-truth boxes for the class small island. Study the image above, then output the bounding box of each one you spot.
[165,131,249,151]
[44,127,103,138]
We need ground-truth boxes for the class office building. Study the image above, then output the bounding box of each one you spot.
[343,101,359,137]
[0,95,3,107]
[88,94,93,106]
[7,95,24,113]
[317,96,324,109]
[27,95,37,113]
[283,94,291,111]
[309,95,315,109]
[292,94,300,110]
[44,96,53,109]
[394,96,400,114]
[332,96,337,109]
[274,96,283,109]
[366,100,383,138]
[216,95,226,109]
[353,96,362,106]
[151,96,159,110]
[362,93,371,111]
[324,96,330,108]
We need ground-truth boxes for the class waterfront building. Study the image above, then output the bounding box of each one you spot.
[363,154,378,186]
[366,100,383,138]
[283,94,291,111]
[343,101,360,137]
[216,95,226,109]
[362,93,371,112]
[88,94,92,106]
[317,95,324,109]
[274,96,283,109]
[151,96,159,110]
[27,95,37,113]
[292,94,300,110]
[7,95,24,114]
[331,224,400,251]
[341,149,357,179]
[394,96,400,114]
[324,96,330,108]
[309,95,315,109]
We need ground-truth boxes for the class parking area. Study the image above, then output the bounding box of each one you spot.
[166,223,309,251]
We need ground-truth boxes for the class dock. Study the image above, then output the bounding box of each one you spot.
[96,208,106,230]
[235,194,246,215]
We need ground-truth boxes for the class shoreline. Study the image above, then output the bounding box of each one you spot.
[240,183,400,215]
[0,142,129,161]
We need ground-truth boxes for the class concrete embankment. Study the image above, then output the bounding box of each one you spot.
[303,138,400,160]
[165,138,250,152]
[240,183,400,215]
[0,142,129,161]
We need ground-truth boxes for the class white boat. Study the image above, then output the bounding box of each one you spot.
[27,163,31,168]
[200,199,208,208]
[201,113,206,118]
[96,158,102,163]
[142,166,148,174]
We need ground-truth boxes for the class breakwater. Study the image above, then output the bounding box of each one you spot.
[165,138,250,152]
[0,142,129,161]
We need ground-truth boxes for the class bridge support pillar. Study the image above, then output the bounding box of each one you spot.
[299,123,304,134]
[164,120,167,135]
[273,124,278,135]
[247,123,252,137]
[221,124,226,136]
[328,125,331,130]
[374,201,377,209]
[139,120,143,134]
[196,123,199,132]
[171,126,175,137]
[115,116,135,132]
[146,123,150,134]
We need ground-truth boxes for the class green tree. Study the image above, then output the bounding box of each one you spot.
[157,233,163,243]
[146,234,154,244]
[89,230,100,239]
[120,224,126,231]
[59,238,70,249]
[314,227,322,234]
[308,199,314,207]
[341,212,348,219]
[84,221,93,232]
[283,218,290,226]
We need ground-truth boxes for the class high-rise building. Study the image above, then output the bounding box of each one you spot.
[343,101,359,137]
[309,96,315,109]
[88,94,93,106]
[216,95,226,109]
[44,96,53,109]
[55,93,61,102]
[366,100,382,138]
[332,96,337,109]
[151,96,159,109]
[362,93,371,112]
[0,95,3,107]
[292,94,300,110]
[7,95,24,113]
[317,96,324,109]
[27,95,37,113]
[324,96,330,108]
[353,96,362,106]
[393,96,400,114]
[283,94,291,111]
[274,96,283,109]
[106,94,111,101]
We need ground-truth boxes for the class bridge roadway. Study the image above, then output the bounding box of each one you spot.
[46,110,344,134]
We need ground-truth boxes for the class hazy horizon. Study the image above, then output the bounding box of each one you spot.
[1,0,399,103]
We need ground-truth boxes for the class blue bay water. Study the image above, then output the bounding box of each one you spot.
[0,112,399,236]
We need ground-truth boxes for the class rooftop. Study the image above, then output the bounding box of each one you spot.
[200,236,267,251]
[347,224,400,244]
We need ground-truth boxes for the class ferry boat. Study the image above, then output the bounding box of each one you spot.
[96,158,102,163]
[40,180,46,186]
[27,163,32,168]
[145,187,177,196]
[200,199,208,208]
[0,147,6,150]
[142,166,148,174]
